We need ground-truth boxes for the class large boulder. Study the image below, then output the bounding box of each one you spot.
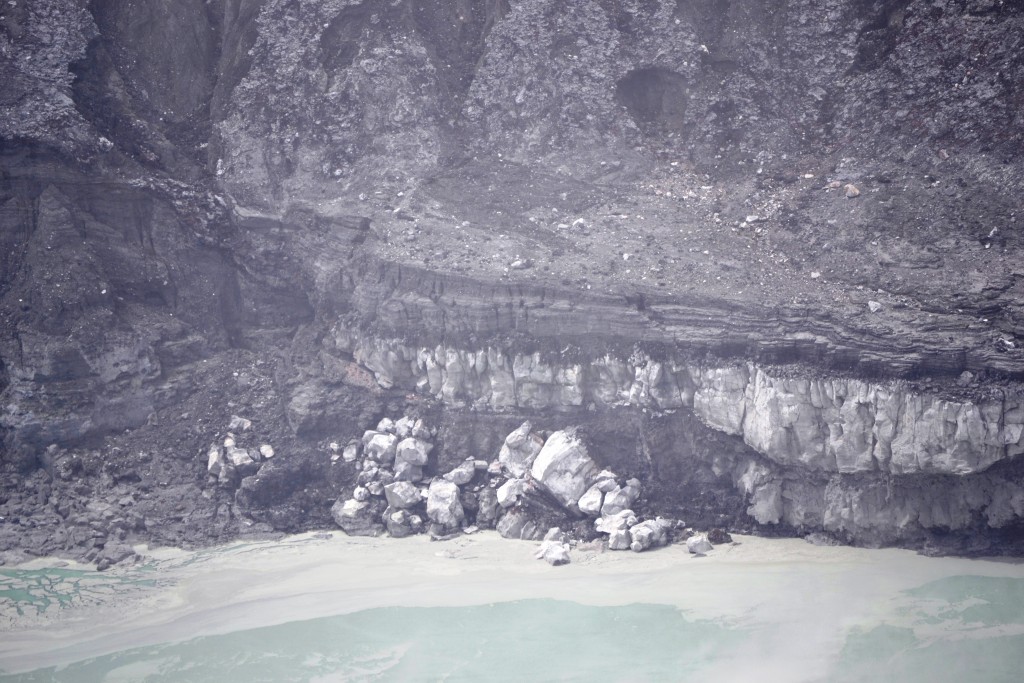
[331,498,385,537]
[629,518,672,552]
[608,528,631,550]
[534,540,571,566]
[426,479,464,531]
[595,509,638,534]
[498,421,544,478]
[496,510,542,540]
[394,415,416,438]
[444,458,477,486]
[497,478,527,508]
[222,446,260,478]
[577,484,604,517]
[530,430,599,510]
[600,480,641,516]
[364,432,399,464]
[476,488,500,528]
[384,508,423,538]
[687,534,713,554]
[396,437,432,466]
[394,460,424,482]
[384,481,422,509]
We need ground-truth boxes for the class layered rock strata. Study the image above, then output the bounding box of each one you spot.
[342,332,1024,546]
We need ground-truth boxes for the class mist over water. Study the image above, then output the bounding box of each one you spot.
[3,572,1024,682]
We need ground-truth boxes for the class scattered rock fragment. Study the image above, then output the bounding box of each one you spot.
[687,534,713,555]
[535,530,571,565]
[228,415,252,432]
[844,183,861,198]
[707,528,733,545]
[364,432,398,463]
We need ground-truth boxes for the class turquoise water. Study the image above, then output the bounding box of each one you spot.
[4,600,744,682]
[3,569,1024,682]
[832,576,1024,683]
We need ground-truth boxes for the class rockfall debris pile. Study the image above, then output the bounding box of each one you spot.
[327,418,732,565]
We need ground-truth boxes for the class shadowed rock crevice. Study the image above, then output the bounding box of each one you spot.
[616,67,690,136]
[848,0,912,75]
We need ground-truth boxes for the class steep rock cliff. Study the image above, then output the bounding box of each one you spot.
[2,0,1024,559]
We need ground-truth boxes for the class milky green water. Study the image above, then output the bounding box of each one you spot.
[2,574,1023,683]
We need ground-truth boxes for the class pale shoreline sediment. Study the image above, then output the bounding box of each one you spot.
[2,532,1024,677]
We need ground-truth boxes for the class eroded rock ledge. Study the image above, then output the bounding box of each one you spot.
[336,330,1024,546]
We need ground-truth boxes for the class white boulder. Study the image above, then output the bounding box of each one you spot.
[396,437,432,466]
[364,433,398,463]
[444,458,477,486]
[534,540,571,566]
[530,429,599,510]
[629,518,671,552]
[498,421,544,478]
[687,534,713,554]
[426,479,464,530]
[497,478,527,508]
[577,485,605,517]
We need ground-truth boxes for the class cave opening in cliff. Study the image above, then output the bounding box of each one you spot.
[615,67,689,136]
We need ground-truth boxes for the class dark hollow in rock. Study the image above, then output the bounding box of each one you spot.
[615,67,689,135]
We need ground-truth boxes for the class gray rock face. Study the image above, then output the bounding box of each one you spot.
[426,479,464,531]
[498,422,544,478]
[530,430,599,510]
[354,339,1024,479]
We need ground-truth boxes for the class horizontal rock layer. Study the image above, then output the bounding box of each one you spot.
[343,333,1024,478]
